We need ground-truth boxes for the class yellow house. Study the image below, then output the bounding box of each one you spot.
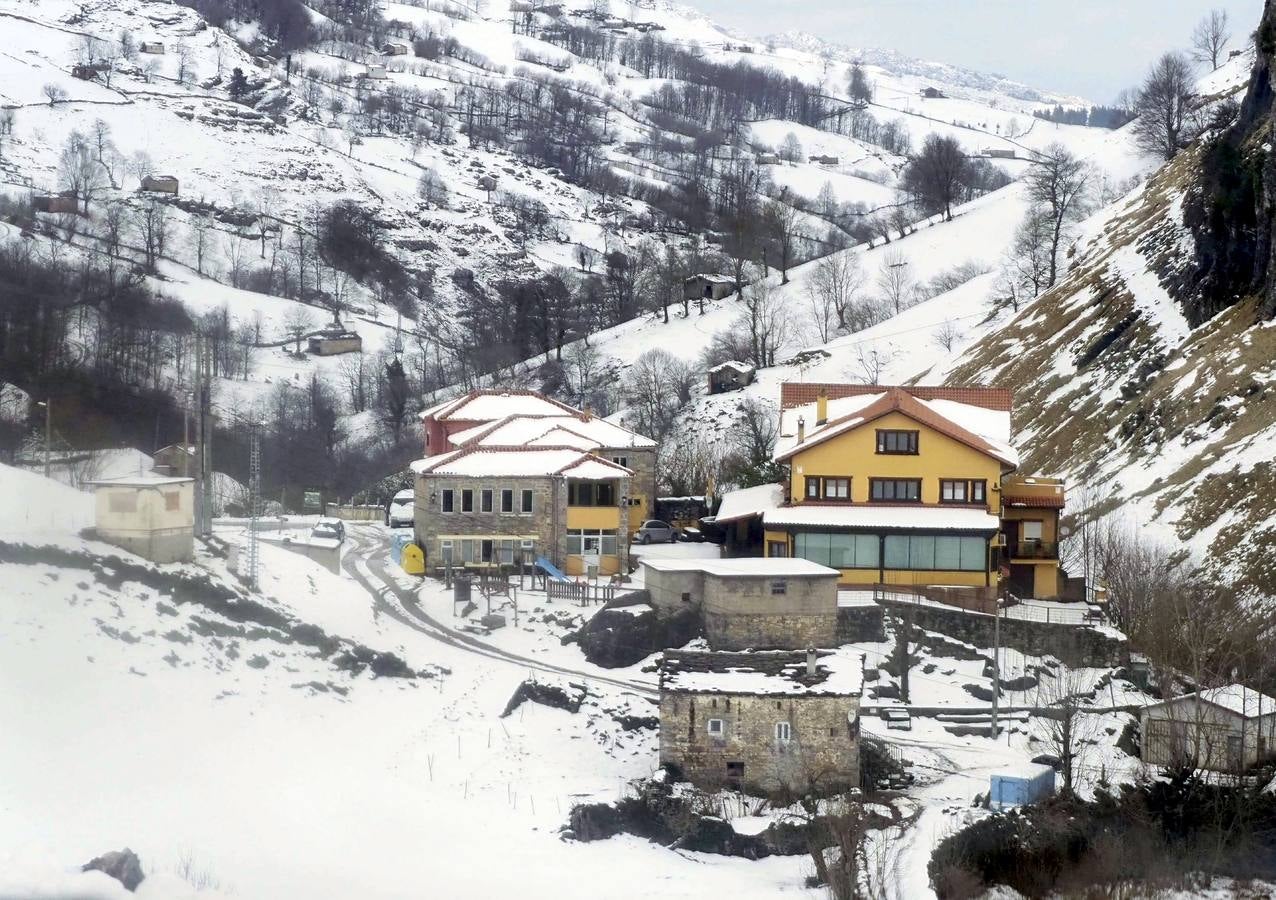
[753,384,1065,600]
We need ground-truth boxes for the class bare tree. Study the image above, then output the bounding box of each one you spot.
[1191,9,1231,70]
[42,83,68,106]
[1025,143,1090,288]
[133,199,169,271]
[282,307,314,354]
[932,318,962,352]
[738,277,787,367]
[902,133,968,220]
[848,61,873,108]
[779,131,803,163]
[1033,663,1102,795]
[1132,52,1196,161]
[57,131,106,215]
[118,28,137,60]
[175,41,195,85]
[876,251,913,315]
[816,180,838,219]
[1005,205,1055,301]
[852,343,894,383]
[764,200,801,284]
[190,215,212,275]
[805,251,864,342]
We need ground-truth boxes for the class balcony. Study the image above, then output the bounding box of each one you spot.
[1010,541,1058,561]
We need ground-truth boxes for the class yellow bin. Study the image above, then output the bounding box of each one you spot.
[401,543,425,576]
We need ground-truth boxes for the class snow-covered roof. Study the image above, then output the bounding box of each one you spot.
[774,386,1018,467]
[410,446,633,480]
[641,557,838,578]
[86,474,194,488]
[1151,685,1276,719]
[715,482,784,523]
[660,649,863,697]
[686,273,735,285]
[708,360,755,374]
[420,389,579,423]
[764,504,1000,532]
[449,413,656,450]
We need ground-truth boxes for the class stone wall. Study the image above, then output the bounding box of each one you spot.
[414,474,565,567]
[879,600,1127,668]
[837,605,885,643]
[703,611,836,651]
[702,573,838,651]
[659,691,860,796]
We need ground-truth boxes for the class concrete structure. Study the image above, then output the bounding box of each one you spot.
[707,360,756,395]
[683,274,736,304]
[140,175,179,195]
[1141,686,1276,773]
[139,41,165,54]
[989,764,1055,810]
[659,649,863,796]
[88,474,194,563]
[307,329,362,356]
[418,388,657,548]
[643,557,839,651]
[362,64,388,80]
[411,445,634,577]
[757,383,1068,599]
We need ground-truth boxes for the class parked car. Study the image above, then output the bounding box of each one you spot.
[311,517,346,543]
[680,526,705,542]
[386,489,415,528]
[634,519,677,544]
[882,707,912,731]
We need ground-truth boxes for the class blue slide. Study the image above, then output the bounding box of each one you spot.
[535,556,571,583]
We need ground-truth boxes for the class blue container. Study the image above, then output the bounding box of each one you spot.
[391,531,413,565]
[989,764,1056,810]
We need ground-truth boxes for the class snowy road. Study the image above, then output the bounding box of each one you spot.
[341,525,659,697]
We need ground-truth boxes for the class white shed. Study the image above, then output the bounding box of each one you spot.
[87,474,195,563]
[1141,685,1276,773]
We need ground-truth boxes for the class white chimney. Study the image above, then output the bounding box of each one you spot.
[806,648,817,676]
[797,416,806,444]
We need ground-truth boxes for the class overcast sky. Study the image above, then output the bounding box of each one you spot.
[687,0,1264,102]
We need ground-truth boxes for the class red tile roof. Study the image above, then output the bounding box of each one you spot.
[775,387,1017,468]
[1002,494,1066,508]
[780,383,1013,412]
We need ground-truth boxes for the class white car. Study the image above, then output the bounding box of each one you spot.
[387,489,415,528]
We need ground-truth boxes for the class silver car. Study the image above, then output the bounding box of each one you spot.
[635,519,677,544]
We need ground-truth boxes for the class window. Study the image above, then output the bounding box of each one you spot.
[480,488,493,513]
[164,491,181,511]
[823,477,850,500]
[876,429,918,454]
[707,718,724,736]
[767,540,789,558]
[883,535,987,571]
[612,455,628,468]
[680,591,692,603]
[499,539,515,564]
[521,489,534,514]
[108,492,137,514]
[805,476,820,499]
[569,481,617,506]
[941,479,988,504]
[461,489,474,512]
[870,478,921,502]
[567,529,619,556]
[794,533,880,569]
[500,488,514,513]
[726,761,745,778]
[771,579,787,595]
[775,722,792,743]
[441,489,454,512]
[481,539,494,562]
[440,539,453,564]
[1022,521,1044,541]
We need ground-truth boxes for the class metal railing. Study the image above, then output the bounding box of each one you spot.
[1010,541,1059,560]
[874,584,1105,626]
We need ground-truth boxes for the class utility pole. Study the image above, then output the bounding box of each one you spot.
[247,420,262,590]
[39,399,51,478]
[991,590,1002,739]
[192,337,205,535]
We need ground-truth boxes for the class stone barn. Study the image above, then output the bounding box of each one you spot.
[642,557,839,650]
[707,360,756,394]
[141,175,179,194]
[683,274,736,304]
[659,648,863,796]
[87,474,194,563]
[33,194,80,214]
[308,329,363,356]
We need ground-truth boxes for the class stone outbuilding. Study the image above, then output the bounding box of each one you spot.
[33,193,80,214]
[87,474,194,563]
[707,360,756,394]
[307,328,362,356]
[659,648,863,796]
[642,557,839,650]
[1141,685,1276,773]
[683,274,736,303]
[140,175,179,195]
[152,443,199,478]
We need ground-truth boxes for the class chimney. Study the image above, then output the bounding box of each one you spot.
[816,389,828,426]
[797,416,806,444]
[806,648,818,677]
[582,403,593,420]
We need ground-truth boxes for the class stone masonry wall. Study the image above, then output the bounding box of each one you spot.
[702,574,838,651]
[659,691,860,796]
[837,605,886,643]
[879,600,1127,668]
[414,474,567,567]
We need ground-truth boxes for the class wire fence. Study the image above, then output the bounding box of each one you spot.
[873,585,1102,626]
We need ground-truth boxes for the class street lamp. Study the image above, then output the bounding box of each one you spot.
[36,399,50,478]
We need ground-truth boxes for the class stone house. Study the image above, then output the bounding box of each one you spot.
[419,388,657,534]
[808,154,840,166]
[141,175,179,194]
[87,474,194,563]
[307,329,362,356]
[659,649,863,796]
[33,193,80,214]
[642,557,839,650]
[139,41,165,54]
[1141,686,1276,773]
[382,41,410,55]
[707,360,755,394]
[683,274,737,303]
[411,445,634,576]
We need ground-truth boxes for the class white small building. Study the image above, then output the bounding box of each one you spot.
[88,474,195,563]
[1141,685,1276,773]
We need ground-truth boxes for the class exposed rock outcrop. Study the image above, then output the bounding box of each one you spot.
[82,848,145,892]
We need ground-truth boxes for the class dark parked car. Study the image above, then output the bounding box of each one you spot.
[634,519,677,544]
[311,517,346,543]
